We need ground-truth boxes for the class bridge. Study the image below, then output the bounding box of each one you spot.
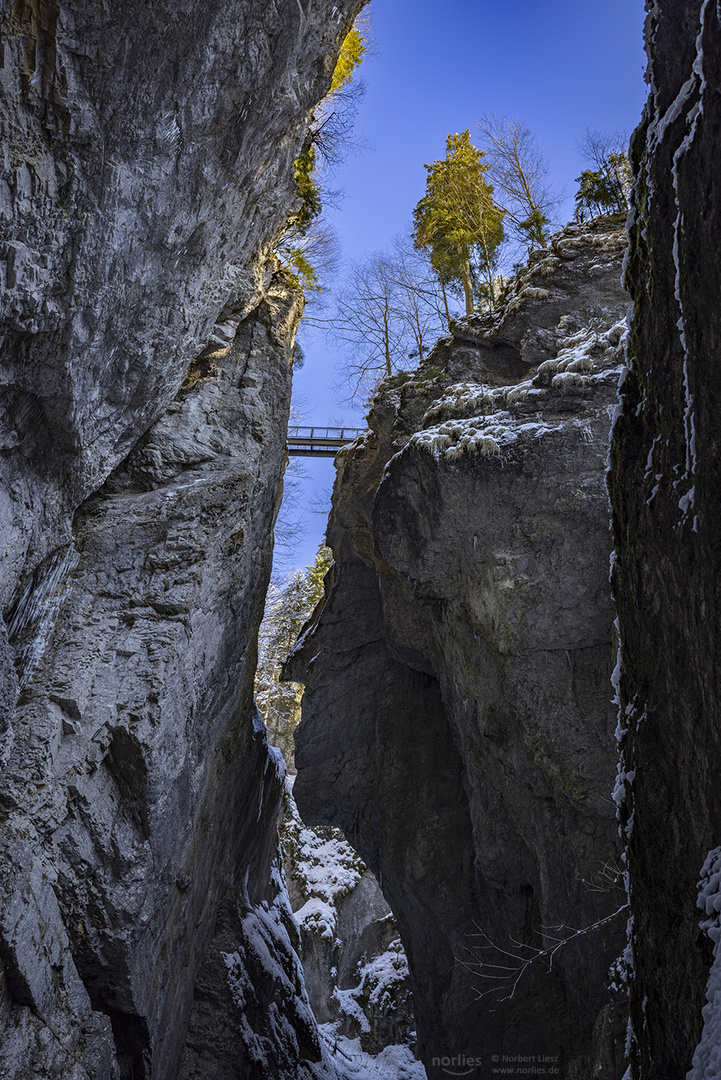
[287,426,366,457]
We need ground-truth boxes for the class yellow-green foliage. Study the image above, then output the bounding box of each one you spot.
[293,142,321,235]
[284,20,366,294]
[412,130,505,313]
[330,25,366,93]
[283,249,320,293]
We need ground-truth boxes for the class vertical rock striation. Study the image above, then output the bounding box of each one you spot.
[608,2,721,1076]
[291,222,630,1080]
[0,1,363,1076]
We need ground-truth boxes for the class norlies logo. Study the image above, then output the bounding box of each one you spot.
[431,1052,562,1076]
[432,1055,483,1077]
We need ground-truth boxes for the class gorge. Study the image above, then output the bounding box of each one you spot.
[289,217,631,1079]
[1,2,720,1080]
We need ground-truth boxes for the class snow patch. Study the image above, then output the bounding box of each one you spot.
[412,412,554,463]
[687,848,721,1079]
[284,787,364,913]
[319,1031,427,1080]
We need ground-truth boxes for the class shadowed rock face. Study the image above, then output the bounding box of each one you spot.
[291,222,630,1080]
[608,3,721,1077]
[0,1,363,1076]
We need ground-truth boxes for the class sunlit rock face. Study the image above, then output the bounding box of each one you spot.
[290,221,630,1080]
[0,1,363,1077]
[0,0,355,606]
[608,3,721,1077]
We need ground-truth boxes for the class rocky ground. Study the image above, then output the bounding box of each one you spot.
[282,780,419,1058]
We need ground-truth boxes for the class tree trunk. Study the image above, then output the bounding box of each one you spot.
[383,306,392,376]
[439,274,452,330]
[478,239,495,306]
[461,255,474,316]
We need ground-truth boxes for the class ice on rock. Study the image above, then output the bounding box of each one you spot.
[687,848,721,1080]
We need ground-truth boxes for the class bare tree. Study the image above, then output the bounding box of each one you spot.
[274,456,310,560]
[329,239,449,405]
[274,13,371,300]
[311,10,373,171]
[578,128,629,173]
[329,251,408,404]
[457,903,629,1004]
[389,235,449,356]
[334,252,402,381]
[277,218,343,310]
[477,114,563,251]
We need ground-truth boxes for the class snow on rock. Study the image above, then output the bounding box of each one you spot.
[283,778,365,940]
[296,895,342,941]
[319,1032,427,1080]
[331,938,415,1054]
[282,781,421,1066]
[687,849,721,1080]
[411,412,547,462]
[357,941,410,1011]
[409,314,628,464]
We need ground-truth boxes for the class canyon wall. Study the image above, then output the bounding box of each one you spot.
[291,221,631,1080]
[3,1,720,1077]
[608,1,721,1076]
[0,1,362,1076]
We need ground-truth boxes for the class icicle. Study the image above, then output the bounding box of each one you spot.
[7,544,79,689]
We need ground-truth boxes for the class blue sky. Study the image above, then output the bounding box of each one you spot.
[276,0,648,575]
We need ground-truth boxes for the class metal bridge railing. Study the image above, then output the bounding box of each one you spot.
[287,426,366,457]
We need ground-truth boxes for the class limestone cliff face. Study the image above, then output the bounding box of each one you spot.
[608,2,721,1077]
[0,1,362,1077]
[291,221,631,1080]
[0,0,356,610]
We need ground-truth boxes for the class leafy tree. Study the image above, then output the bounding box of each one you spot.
[292,141,322,234]
[311,16,369,170]
[277,218,341,297]
[255,546,332,769]
[574,169,616,218]
[278,17,368,295]
[330,24,366,93]
[412,130,505,314]
[476,114,562,251]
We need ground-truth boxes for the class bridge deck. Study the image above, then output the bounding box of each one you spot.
[287,426,365,457]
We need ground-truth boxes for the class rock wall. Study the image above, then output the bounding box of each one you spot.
[290,222,630,1080]
[0,0,358,611]
[0,1,363,1076]
[608,2,721,1076]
